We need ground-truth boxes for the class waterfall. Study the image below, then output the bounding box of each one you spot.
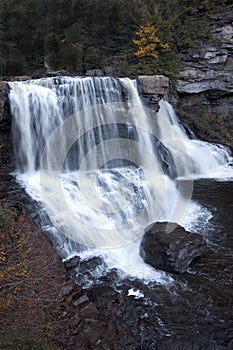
[8,76,233,282]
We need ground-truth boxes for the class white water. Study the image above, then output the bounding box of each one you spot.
[8,76,233,283]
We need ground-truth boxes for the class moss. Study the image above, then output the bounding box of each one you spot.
[178,109,233,146]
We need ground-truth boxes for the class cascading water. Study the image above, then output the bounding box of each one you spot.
[8,76,233,284]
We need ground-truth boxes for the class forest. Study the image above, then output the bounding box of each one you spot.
[0,0,231,82]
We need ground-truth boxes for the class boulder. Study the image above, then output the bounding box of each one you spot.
[140,222,207,273]
[137,75,169,111]
[64,255,80,270]
[138,75,169,96]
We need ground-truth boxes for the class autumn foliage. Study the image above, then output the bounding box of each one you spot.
[0,203,63,348]
[133,24,170,59]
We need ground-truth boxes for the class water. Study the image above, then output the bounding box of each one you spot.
[7,76,233,347]
[8,76,233,286]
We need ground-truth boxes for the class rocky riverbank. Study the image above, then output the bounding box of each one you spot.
[0,75,170,349]
[0,94,102,349]
[1,73,232,349]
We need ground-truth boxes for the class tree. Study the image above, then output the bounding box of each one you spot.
[83,47,107,72]
[133,24,170,59]
[44,33,61,70]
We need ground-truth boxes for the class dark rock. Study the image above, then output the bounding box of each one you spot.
[31,68,68,79]
[140,222,207,273]
[78,256,104,272]
[172,3,233,146]
[98,268,119,285]
[86,285,140,349]
[64,255,80,270]
[72,294,89,307]
[0,82,11,129]
[57,279,75,300]
[31,67,47,79]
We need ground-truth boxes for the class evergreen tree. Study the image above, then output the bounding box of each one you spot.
[0,0,228,79]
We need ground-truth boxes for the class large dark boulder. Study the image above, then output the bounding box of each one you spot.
[140,222,207,273]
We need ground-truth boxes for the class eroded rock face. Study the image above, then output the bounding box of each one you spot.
[0,82,10,126]
[174,4,233,146]
[177,38,233,95]
[140,222,207,273]
[177,6,233,96]
[137,75,169,111]
[0,82,14,179]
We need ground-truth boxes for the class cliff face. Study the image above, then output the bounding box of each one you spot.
[174,3,233,146]
[0,82,10,127]
[0,82,13,176]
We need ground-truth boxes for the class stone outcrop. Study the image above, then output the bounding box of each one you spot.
[174,4,233,146]
[0,82,10,125]
[137,75,170,111]
[0,82,14,178]
[140,222,207,273]
[32,68,67,79]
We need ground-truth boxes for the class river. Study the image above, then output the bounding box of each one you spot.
[7,76,233,348]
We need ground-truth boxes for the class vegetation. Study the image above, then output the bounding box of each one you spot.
[0,0,230,82]
[133,24,170,59]
[179,108,233,147]
[0,203,63,349]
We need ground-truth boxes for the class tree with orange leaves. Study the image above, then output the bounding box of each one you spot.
[133,24,170,59]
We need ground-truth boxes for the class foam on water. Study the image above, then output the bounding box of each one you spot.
[9,76,233,284]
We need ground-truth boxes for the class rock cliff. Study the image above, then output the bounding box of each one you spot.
[174,3,233,146]
[137,75,169,111]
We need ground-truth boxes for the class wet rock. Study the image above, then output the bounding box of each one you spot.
[98,268,119,285]
[70,286,83,303]
[72,294,89,307]
[140,222,207,273]
[64,255,80,270]
[159,340,228,350]
[75,256,107,283]
[57,280,75,300]
[78,256,104,273]
[86,285,140,349]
